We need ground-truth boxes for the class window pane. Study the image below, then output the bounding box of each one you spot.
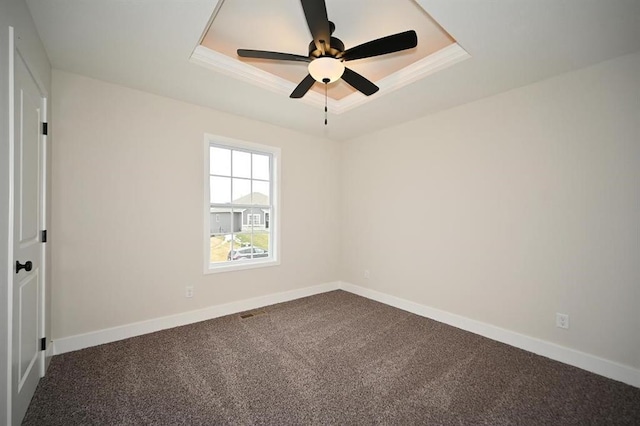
[232,178,251,203]
[210,220,237,264]
[253,181,270,205]
[253,230,270,256]
[229,233,253,260]
[210,176,231,203]
[263,210,271,230]
[210,235,233,263]
[210,146,231,176]
[210,207,236,235]
[232,150,251,178]
[242,207,267,229]
[252,153,270,181]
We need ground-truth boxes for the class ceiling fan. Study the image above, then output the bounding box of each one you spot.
[236,0,418,99]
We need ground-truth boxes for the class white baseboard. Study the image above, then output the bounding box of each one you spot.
[340,281,640,389]
[51,280,639,389]
[52,281,340,355]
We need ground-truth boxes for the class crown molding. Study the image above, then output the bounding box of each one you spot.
[190,46,330,112]
[190,43,469,115]
[334,43,470,114]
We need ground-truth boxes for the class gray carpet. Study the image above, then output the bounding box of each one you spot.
[23,290,640,425]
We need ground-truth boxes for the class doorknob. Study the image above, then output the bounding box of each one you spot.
[16,260,33,273]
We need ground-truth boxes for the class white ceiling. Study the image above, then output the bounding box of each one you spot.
[25,0,640,141]
[199,0,456,101]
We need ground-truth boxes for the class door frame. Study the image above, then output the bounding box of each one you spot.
[6,25,49,424]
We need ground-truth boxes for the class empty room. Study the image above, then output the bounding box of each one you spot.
[1,0,639,424]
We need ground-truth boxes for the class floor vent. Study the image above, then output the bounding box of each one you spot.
[240,310,267,319]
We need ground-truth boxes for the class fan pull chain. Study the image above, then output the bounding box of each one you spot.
[323,78,329,125]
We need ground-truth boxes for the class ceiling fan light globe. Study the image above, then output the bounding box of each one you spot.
[308,57,345,84]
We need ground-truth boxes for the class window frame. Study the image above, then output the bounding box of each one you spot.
[203,134,280,274]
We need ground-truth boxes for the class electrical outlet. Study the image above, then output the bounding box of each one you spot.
[364,270,370,279]
[556,313,569,329]
[185,286,194,298]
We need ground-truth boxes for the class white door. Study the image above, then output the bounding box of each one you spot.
[11,44,46,425]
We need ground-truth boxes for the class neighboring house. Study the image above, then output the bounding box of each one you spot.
[210,208,242,235]
[210,192,270,235]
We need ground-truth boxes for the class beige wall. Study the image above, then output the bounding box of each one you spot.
[51,70,341,339]
[341,52,640,369]
[52,51,640,372]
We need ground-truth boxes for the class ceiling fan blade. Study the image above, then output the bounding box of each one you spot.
[301,0,331,54]
[341,30,417,62]
[341,68,379,96]
[290,74,317,98]
[237,49,311,63]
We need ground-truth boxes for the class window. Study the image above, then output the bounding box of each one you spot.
[247,213,260,226]
[204,135,280,273]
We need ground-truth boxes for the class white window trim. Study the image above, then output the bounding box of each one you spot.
[203,134,281,274]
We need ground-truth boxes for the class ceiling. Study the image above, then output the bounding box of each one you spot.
[25,0,640,142]
[198,0,457,102]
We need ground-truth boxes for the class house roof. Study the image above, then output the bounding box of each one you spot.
[233,192,269,206]
[209,192,269,210]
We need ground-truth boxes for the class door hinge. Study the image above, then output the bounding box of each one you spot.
[42,122,48,136]
[41,229,47,243]
[40,337,46,351]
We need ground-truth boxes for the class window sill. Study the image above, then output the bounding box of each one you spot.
[204,258,280,274]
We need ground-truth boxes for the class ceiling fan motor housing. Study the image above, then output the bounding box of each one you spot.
[308,37,345,59]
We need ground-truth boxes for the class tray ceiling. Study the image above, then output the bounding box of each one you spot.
[192,0,470,112]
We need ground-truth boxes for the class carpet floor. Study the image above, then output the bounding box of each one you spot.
[23,290,640,425]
